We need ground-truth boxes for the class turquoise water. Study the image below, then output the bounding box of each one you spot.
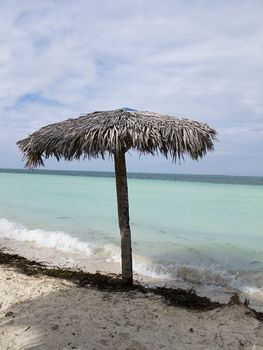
[0,169,263,295]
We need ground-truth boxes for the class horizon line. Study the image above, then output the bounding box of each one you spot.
[0,167,262,179]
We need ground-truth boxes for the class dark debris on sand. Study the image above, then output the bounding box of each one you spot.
[1,249,263,321]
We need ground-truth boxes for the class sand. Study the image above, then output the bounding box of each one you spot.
[0,266,263,350]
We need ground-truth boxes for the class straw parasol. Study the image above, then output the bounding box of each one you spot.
[17,108,216,286]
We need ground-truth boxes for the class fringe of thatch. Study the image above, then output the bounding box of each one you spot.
[17,109,216,167]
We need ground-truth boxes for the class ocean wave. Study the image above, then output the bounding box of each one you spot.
[134,261,244,288]
[0,217,93,255]
[101,243,250,290]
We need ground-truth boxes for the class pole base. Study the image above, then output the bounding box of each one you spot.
[122,276,133,287]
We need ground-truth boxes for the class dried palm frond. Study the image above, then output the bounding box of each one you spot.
[17,108,216,167]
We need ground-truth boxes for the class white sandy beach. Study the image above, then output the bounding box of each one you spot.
[0,264,263,350]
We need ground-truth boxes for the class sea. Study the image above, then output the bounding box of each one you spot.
[0,169,263,308]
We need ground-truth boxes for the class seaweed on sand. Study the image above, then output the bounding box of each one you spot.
[0,249,263,321]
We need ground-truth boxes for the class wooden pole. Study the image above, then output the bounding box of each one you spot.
[114,151,133,286]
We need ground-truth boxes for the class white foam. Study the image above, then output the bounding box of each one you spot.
[132,258,262,295]
[102,243,243,286]
[103,245,172,280]
[133,260,173,280]
[0,217,93,255]
[241,285,263,295]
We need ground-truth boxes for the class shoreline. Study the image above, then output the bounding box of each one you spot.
[1,235,263,313]
[0,250,263,349]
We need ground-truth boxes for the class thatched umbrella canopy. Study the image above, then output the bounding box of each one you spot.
[17,108,216,286]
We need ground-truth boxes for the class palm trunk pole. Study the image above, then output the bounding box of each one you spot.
[114,151,133,286]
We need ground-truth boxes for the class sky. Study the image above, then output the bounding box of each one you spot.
[0,0,262,176]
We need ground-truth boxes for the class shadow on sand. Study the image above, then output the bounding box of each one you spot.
[1,249,263,349]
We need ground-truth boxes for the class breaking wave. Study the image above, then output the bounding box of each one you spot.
[0,217,93,255]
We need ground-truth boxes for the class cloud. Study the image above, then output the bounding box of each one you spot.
[0,0,262,174]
